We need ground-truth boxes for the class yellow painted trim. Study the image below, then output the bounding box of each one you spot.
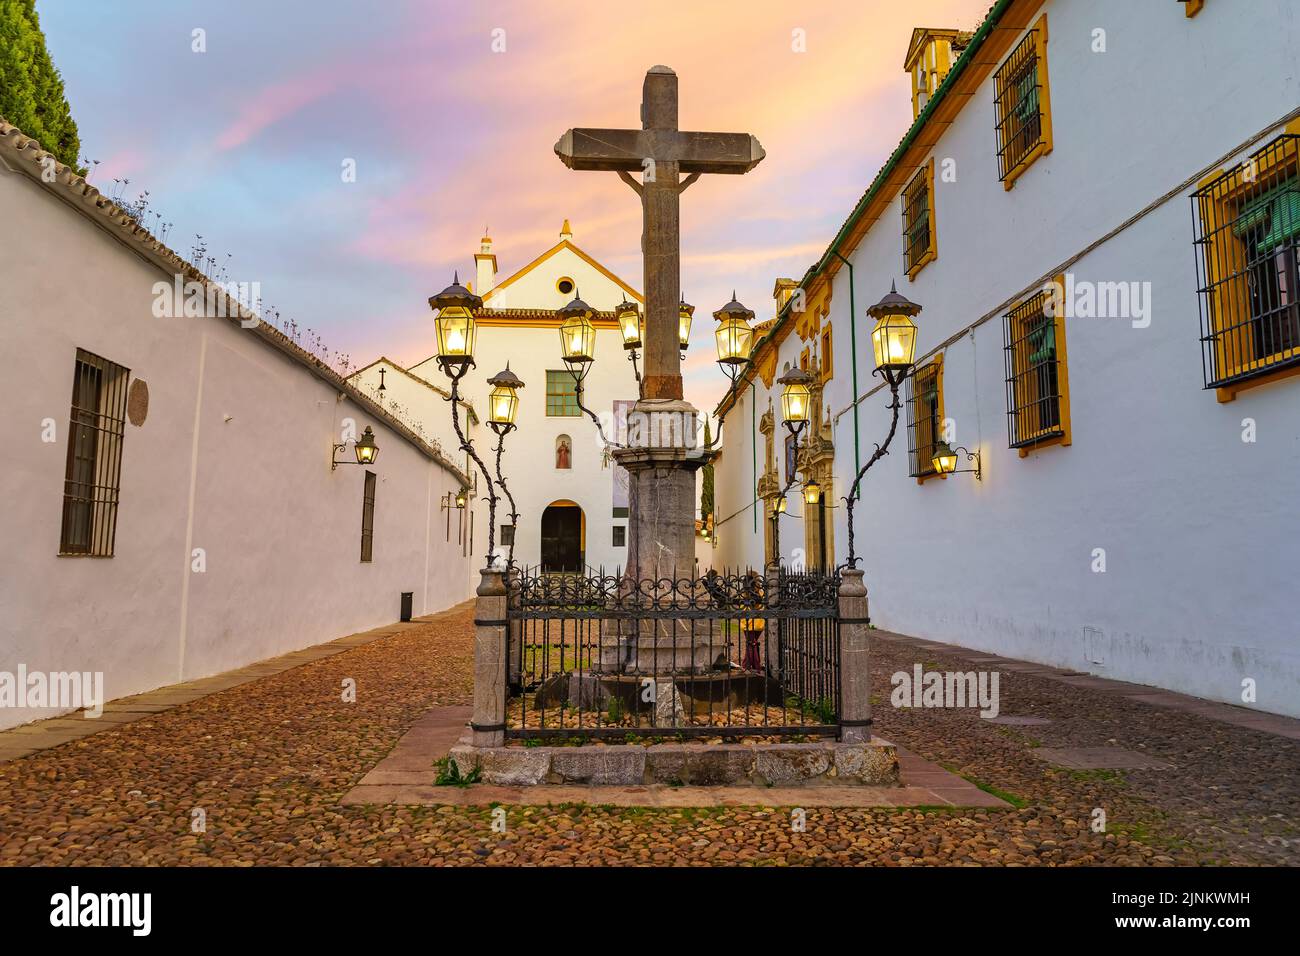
[1216,358,1300,402]
[482,239,643,305]
[1011,273,1070,455]
[820,325,834,384]
[911,354,945,479]
[1197,126,1300,393]
[904,157,938,280]
[1000,13,1054,191]
[1185,0,1204,18]
[475,316,620,330]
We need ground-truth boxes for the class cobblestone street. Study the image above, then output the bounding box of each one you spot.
[1,605,1296,866]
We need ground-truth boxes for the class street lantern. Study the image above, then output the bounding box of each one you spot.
[713,292,754,371]
[778,367,814,424]
[486,364,524,434]
[354,426,379,465]
[429,272,482,367]
[867,281,921,376]
[769,495,787,515]
[616,298,642,350]
[804,480,821,505]
[558,292,596,364]
[931,439,958,475]
[679,296,695,351]
[455,488,467,508]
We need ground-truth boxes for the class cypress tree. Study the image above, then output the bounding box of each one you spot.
[700,419,715,526]
[0,0,81,169]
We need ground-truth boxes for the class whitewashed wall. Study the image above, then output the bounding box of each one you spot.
[717,0,1300,716]
[0,164,475,730]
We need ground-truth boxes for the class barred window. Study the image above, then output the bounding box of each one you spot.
[545,370,580,416]
[906,359,944,478]
[612,525,626,547]
[501,524,515,546]
[1192,133,1300,395]
[60,349,129,556]
[902,159,936,277]
[994,20,1052,186]
[1003,285,1071,451]
[360,470,377,562]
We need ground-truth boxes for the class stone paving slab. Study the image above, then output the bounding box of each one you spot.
[1032,747,1175,770]
[0,616,441,763]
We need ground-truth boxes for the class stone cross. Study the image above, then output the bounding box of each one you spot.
[554,66,765,400]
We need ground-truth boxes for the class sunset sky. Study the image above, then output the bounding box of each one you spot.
[41,0,990,412]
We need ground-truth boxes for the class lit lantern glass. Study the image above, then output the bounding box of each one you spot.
[455,489,467,509]
[354,426,379,465]
[713,294,755,367]
[435,306,476,363]
[804,480,821,505]
[779,368,813,424]
[678,297,695,350]
[558,293,596,363]
[486,365,524,429]
[617,299,642,350]
[931,439,959,475]
[770,495,787,515]
[867,282,921,374]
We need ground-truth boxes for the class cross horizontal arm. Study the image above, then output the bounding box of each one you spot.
[555,128,766,175]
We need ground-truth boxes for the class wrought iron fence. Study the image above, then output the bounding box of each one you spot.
[504,568,841,741]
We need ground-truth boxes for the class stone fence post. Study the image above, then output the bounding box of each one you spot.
[506,566,521,688]
[471,568,507,748]
[838,568,872,743]
[764,563,781,681]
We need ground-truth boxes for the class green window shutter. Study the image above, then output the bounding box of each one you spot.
[1028,318,1055,365]
[1258,187,1300,251]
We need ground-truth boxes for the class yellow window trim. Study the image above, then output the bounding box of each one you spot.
[904,157,938,280]
[913,354,947,484]
[820,325,834,384]
[999,13,1054,191]
[1198,121,1300,401]
[1185,0,1204,18]
[1012,273,1071,457]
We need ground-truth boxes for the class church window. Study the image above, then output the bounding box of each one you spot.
[994,16,1052,188]
[1192,132,1300,398]
[906,356,944,479]
[546,370,581,416]
[1003,282,1071,453]
[59,349,129,557]
[360,471,377,562]
[902,158,936,277]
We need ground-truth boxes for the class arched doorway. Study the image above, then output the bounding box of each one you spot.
[540,500,584,572]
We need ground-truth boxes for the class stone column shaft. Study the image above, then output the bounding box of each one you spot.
[838,568,872,743]
[472,569,507,747]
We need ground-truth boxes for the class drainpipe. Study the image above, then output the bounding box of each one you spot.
[829,250,861,472]
[751,382,758,535]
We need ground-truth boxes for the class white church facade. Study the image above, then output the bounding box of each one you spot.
[712,0,1300,717]
[351,222,644,576]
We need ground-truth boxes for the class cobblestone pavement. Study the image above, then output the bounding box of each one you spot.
[0,604,1295,866]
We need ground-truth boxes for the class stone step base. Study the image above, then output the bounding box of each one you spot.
[449,736,900,788]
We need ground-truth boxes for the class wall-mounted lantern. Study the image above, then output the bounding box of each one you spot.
[332,425,380,471]
[803,480,821,505]
[931,440,982,480]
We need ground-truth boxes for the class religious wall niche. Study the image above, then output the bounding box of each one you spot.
[556,434,572,469]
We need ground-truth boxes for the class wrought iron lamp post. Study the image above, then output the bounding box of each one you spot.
[428,273,505,566]
[559,290,621,449]
[705,292,755,453]
[842,282,921,567]
[486,364,524,567]
[769,366,813,565]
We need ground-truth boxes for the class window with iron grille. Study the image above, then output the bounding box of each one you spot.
[820,325,833,383]
[545,369,581,416]
[59,349,130,556]
[1192,133,1300,394]
[906,358,944,478]
[501,523,515,546]
[612,525,626,547]
[994,19,1052,186]
[360,470,377,562]
[1003,285,1071,450]
[902,159,936,277]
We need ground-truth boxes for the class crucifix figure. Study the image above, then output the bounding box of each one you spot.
[555,66,765,400]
